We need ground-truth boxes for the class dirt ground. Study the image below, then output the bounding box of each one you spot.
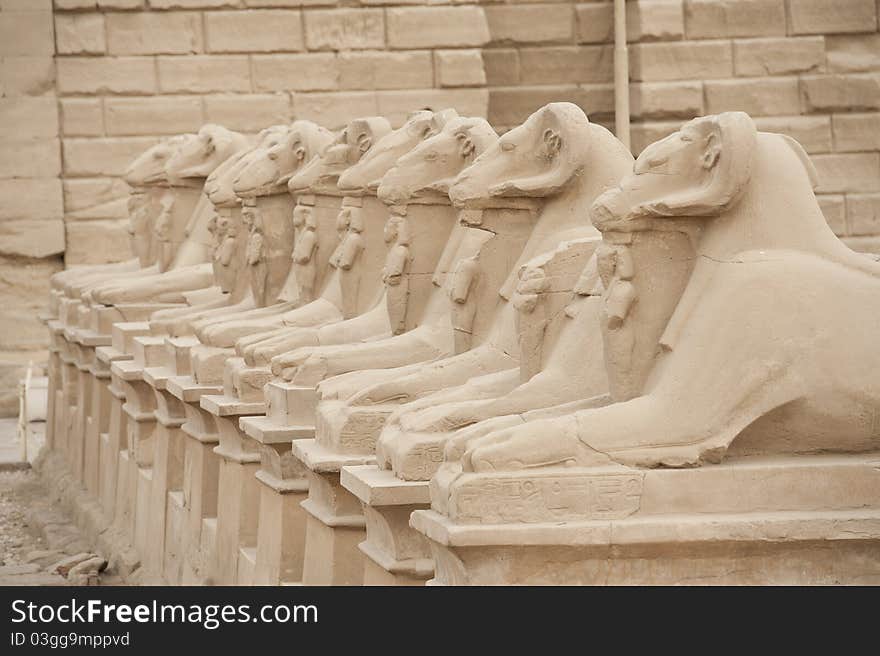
[0,468,72,585]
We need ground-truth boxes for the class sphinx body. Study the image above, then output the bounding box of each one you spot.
[82,125,252,307]
[147,122,335,337]
[290,103,633,478]
[452,112,880,473]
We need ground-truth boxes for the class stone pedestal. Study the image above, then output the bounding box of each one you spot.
[45,321,63,452]
[411,454,880,585]
[341,465,432,586]
[236,401,309,586]
[165,374,223,585]
[291,439,372,586]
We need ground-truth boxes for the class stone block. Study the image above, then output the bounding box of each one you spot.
[205,10,304,53]
[62,177,129,215]
[104,97,204,136]
[684,0,785,39]
[0,219,65,259]
[630,40,732,82]
[60,99,104,137]
[705,77,800,116]
[64,219,132,265]
[55,13,105,55]
[0,98,58,139]
[293,91,378,130]
[483,48,520,86]
[753,115,832,154]
[203,94,292,132]
[56,57,157,95]
[812,153,880,193]
[832,113,880,152]
[518,45,613,85]
[630,81,703,119]
[435,50,486,88]
[627,0,684,42]
[0,178,63,221]
[0,11,54,57]
[816,194,846,235]
[788,0,877,35]
[1,57,55,96]
[106,11,202,55]
[734,37,825,76]
[158,55,251,93]
[62,137,159,177]
[338,51,433,90]
[846,193,880,236]
[801,74,880,113]
[304,9,385,51]
[485,5,573,45]
[387,7,489,49]
[0,139,61,178]
[252,54,339,92]
[826,34,880,73]
[376,88,488,127]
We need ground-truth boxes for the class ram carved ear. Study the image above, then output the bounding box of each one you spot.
[543,128,562,158]
[642,112,756,218]
[356,132,372,154]
[457,132,475,159]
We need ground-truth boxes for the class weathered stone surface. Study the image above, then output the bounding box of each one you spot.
[0,11,55,57]
[1,57,55,96]
[847,193,880,236]
[293,91,378,129]
[62,137,159,177]
[826,35,880,73]
[305,9,385,51]
[816,194,846,235]
[252,54,339,92]
[832,113,880,152]
[0,179,63,221]
[0,98,58,139]
[104,96,204,136]
[812,153,880,193]
[0,219,65,259]
[788,0,877,35]
[64,219,132,265]
[753,115,832,154]
[338,51,433,91]
[388,7,490,48]
[158,55,251,94]
[376,88,488,127]
[62,178,129,216]
[56,57,157,95]
[435,50,486,88]
[705,77,800,116]
[59,98,103,137]
[205,10,304,53]
[202,94,292,132]
[629,119,680,154]
[0,140,61,179]
[801,74,880,112]
[630,81,703,119]
[106,12,202,55]
[54,13,105,56]
[0,255,61,351]
[734,37,825,76]
[630,40,733,81]
[685,0,786,39]
[518,46,613,85]
[483,49,520,86]
[485,5,572,45]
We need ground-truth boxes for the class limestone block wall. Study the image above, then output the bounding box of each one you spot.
[52,0,493,269]
[0,0,64,416]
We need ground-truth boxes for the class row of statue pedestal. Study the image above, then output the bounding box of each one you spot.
[43,104,880,585]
